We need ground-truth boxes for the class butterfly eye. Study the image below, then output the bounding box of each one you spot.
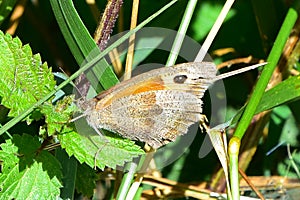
[173,74,188,84]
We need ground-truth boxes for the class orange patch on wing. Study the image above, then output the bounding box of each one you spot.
[131,78,165,94]
[96,77,165,108]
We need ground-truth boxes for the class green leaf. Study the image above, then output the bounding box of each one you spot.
[230,74,300,126]
[41,95,77,136]
[0,134,62,199]
[257,75,300,113]
[75,163,97,198]
[0,0,17,26]
[0,31,56,117]
[55,148,77,200]
[58,125,144,170]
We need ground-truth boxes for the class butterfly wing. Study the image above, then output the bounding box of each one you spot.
[97,90,202,148]
[86,62,216,148]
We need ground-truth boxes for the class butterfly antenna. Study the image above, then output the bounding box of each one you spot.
[214,62,267,81]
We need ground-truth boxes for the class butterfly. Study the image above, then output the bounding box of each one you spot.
[76,62,264,149]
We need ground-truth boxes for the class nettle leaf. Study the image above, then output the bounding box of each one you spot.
[0,31,56,118]
[41,95,77,136]
[58,125,145,170]
[0,134,62,199]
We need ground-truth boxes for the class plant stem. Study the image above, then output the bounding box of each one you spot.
[116,158,139,200]
[229,137,240,200]
[229,6,298,200]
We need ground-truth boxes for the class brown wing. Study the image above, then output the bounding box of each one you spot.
[85,62,216,148]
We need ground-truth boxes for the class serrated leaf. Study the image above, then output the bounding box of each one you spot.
[0,31,56,118]
[41,95,77,136]
[0,134,62,199]
[58,125,144,170]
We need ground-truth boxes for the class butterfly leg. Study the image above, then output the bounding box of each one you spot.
[199,114,210,133]
[91,125,110,169]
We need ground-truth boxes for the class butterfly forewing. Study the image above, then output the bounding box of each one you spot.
[84,62,217,148]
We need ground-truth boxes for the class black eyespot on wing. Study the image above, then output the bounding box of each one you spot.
[173,74,188,84]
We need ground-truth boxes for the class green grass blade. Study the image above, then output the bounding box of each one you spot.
[166,0,198,66]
